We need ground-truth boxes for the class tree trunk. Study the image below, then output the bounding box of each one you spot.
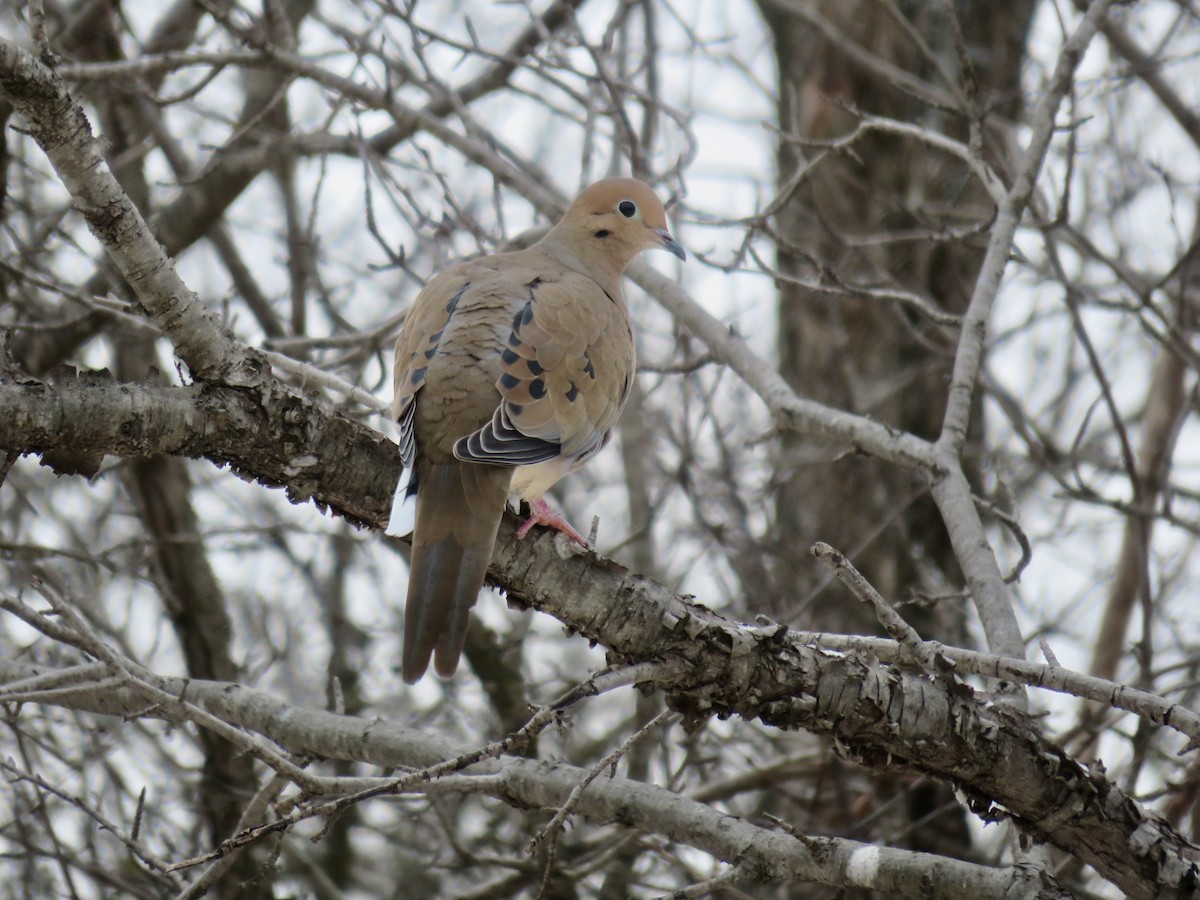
[758,0,1036,862]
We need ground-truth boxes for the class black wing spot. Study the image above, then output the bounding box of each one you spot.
[527,276,543,290]
[582,354,596,379]
[527,358,544,376]
[423,346,437,359]
[411,367,426,385]
[428,329,443,343]
[565,381,579,402]
[501,348,520,365]
[499,372,521,390]
[445,283,469,314]
[509,332,522,347]
[528,378,547,400]
[520,301,534,326]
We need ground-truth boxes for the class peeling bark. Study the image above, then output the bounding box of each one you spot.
[0,372,397,525]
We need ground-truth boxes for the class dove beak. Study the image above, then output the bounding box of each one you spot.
[653,227,686,262]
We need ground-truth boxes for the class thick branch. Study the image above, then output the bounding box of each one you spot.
[0,372,396,524]
[488,530,1196,899]
[0,660,1065,900]
[938,0,1118,455]
[914,0,1118,664]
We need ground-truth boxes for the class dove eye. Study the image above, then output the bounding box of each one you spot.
[617,200,637,218]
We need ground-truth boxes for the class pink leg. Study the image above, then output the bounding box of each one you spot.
[516,497,587,545]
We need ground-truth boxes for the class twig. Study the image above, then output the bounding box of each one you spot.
[1039,638,1061,668]
[972,493,1033,584]
[0,759,182,888]
[927,0,1120,666]
[261,347,388,414]
[23,580,324,792]
[810,543,936,671]
[529,709,676,854]
[655,865,751,900]
[27,0,51,63]
[165,662,677,871]
[172,772,293,899]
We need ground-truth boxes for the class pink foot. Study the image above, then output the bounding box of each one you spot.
[516,498,588,545]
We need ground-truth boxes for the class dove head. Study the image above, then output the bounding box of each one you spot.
[553,178,686,275]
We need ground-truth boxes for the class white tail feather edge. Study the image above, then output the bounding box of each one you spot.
[386,467,417,537]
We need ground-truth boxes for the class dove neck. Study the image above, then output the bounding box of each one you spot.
[537,229,629,301]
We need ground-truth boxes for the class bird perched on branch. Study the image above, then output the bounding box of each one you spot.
[387,178,685,683]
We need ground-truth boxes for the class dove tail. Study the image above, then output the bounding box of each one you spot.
[402,461,510,683]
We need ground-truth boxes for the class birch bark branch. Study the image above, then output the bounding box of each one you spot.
[0,658,1068,900]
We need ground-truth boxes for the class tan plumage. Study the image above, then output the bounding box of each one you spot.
[389,178,685,683]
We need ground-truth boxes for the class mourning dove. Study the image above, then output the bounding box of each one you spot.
[388,178,685,683]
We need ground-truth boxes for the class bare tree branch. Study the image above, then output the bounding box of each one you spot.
[0,658,1070,900]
